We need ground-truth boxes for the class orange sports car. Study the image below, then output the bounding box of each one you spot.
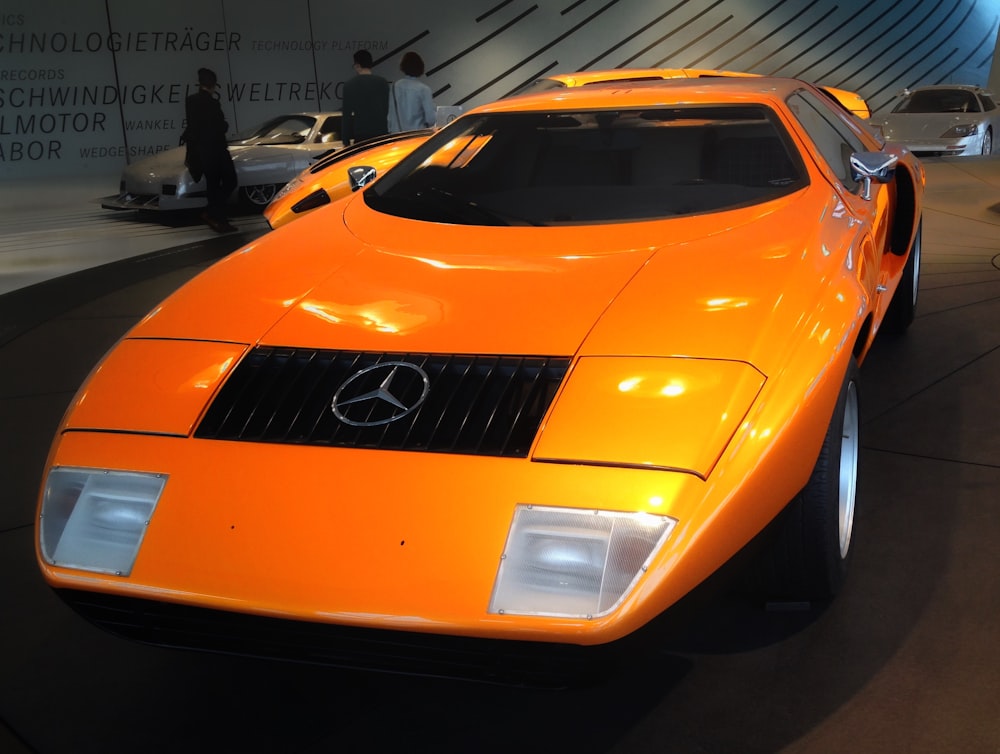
[37,76,922,683]
[263,68,871,230]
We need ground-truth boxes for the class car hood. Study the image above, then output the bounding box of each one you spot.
[878,112,986,138]
[119,143,316,180]
[227,143,318,167]
[133,187,837,370]
[121,146,186,182]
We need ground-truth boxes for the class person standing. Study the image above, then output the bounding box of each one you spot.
[341,49,390,145]
[388,51,436,133]
[183,67,237,233]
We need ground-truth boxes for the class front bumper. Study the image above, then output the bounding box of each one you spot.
[101,191,207,212]
[899,136,982,157]
[56,588,629,686]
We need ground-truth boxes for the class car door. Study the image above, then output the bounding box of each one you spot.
[785,88,895,316]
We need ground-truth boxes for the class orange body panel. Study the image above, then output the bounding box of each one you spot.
[264,132,431,229]
[37,77,921,648]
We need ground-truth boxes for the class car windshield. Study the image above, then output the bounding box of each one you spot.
[365,105,806,226]
[893,89,981,114]
[230,115,317,144]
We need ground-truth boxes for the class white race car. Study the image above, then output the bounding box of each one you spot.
[102,111,343,212]
[869,85,999,157]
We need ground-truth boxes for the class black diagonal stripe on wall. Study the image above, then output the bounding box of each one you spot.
[810,2,914,84]
[560,0,589,14]
[619,0,729,68]
[791,2,907,82]
[374,30,432,71]
[821,0,945,87]
[776,3,885,79]
[427,5,540,77]
[718,0,823,70]
[579,0,701,70]
[656,14,735,67]
[495,0,624,75]
[948,24,999,80]
[380,0,995,119]
[853,0,968,92]
[742,5,840,73]
[501,61,563,97]
[682,0,789,69]
[834,0,956,90]
[466,59,562,104]
[478,0,518,23]
[446,0,624,106]
[697,0,796,69]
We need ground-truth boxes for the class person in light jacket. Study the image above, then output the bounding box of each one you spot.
[388,51,436,133]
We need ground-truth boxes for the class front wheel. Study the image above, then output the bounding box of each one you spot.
[759,360,861,601]
[982,127,993,156]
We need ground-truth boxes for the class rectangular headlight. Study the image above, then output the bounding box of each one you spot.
[489,505,676,619]
[39,467,167,576]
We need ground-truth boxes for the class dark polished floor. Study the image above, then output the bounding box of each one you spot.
[1,159,999,753]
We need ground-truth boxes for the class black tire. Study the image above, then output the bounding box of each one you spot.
[983,127,993,156]
[241,183,280,208]
[759,360,861,602]
[883,219,921,336]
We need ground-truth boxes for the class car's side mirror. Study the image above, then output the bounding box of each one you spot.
[850,151,898,200]
[348,165,377,192]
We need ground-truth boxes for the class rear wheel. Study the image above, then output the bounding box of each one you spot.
[883,219,921,336]
[241,183,280,208]
[760,360,861,601]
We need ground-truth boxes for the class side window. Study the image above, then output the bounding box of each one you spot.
[786,90,867,194]
[317,115,342,143]
[980,93,997,112]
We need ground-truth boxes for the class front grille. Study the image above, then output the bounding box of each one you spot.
[195,348,570,457]
[57,589,619,687]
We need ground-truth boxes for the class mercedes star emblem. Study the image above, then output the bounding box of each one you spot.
[331,361,430,427]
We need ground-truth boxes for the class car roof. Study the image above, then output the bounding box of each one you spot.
[476,75,810,114]
[544,67,760,86]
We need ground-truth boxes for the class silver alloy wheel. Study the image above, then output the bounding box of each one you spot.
[838,380,859,558]
[244,184,278,206]
[983,128,993,156]
[909,222,922,305]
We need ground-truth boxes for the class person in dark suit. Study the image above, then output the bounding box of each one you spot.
[341,49,389,145]
[183,67,237,233]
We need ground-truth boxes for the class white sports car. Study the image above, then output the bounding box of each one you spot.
[869,85,999,157]
[102,111,343,212]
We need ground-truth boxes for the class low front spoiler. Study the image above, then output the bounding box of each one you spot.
[56,588,629,688]
[100,192,208,212]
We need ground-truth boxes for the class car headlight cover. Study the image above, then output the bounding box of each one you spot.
[489,505,676,619]
[39,467,166,576]
[942,123,977,138]
[533,356,765,478]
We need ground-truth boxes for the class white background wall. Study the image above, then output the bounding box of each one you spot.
[1,0,998,182]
